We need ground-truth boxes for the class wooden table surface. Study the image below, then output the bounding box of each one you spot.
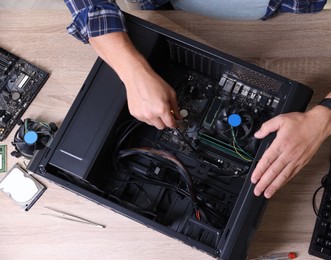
[0,9,330,260]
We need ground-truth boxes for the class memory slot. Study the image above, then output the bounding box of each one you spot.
[0,59,8,69]
[0,145,6,173]
[0,55,10,65]
[197,132,240,158]
[197,132,254,163]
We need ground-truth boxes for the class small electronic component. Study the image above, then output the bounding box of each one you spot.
[0,47,49,141]
[0,144,6,173]
[0,163,46,210]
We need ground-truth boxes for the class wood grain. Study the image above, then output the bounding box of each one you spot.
[0,9,330,260]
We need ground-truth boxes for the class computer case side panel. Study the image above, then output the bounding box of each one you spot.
[216,81,313,260]
[29,58,127,180]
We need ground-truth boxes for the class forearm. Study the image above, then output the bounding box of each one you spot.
[64,1,179,129]
[89,33,152,87]
[89,32,179,129]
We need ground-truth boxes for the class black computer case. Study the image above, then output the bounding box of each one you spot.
[28,13,313,260]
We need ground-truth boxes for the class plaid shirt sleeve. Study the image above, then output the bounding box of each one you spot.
[64,0,327,42]
[64,0,170,43]
[64,0,126,44]
[263,0,327,20]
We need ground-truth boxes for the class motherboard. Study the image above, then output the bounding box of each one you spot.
[157,71,280,177]
[0,47,49,141]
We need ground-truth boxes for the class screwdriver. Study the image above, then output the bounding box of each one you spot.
[250,252,297,260]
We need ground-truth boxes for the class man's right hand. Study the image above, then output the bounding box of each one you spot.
[251,102,331,198]
[89,32,181,129]
[124,62,181,129]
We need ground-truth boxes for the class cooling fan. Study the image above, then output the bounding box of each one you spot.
[11,118,58,159]
[214,106,259,156]
[215,106,253,141]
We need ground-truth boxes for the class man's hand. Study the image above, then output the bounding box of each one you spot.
[251,105,331,199]
[89,32,181,130]
[124,64,181,129]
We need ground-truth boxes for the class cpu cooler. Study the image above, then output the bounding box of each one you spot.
[11,118,57,159]
[215,106,253,141]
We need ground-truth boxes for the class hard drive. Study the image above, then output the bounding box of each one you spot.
[0,163,46,211]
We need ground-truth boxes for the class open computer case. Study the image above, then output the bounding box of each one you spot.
[28,12,313,260]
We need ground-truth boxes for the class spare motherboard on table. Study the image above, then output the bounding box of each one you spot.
[0,47,48,141]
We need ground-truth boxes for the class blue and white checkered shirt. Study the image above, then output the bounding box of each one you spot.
[64,0,327,44]
[263,0,327,20]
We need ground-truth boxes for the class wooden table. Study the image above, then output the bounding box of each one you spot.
[0,9,330,260]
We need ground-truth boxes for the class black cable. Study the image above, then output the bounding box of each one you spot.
[114,119,143,153]
[197,200,226,227]
[117,148,197,197]
[108,116,230,223]
[312,173,331,221]
[111,175,190,196]
[111,119,144,174]
[116,147,200,218]
[106,171,198,221]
